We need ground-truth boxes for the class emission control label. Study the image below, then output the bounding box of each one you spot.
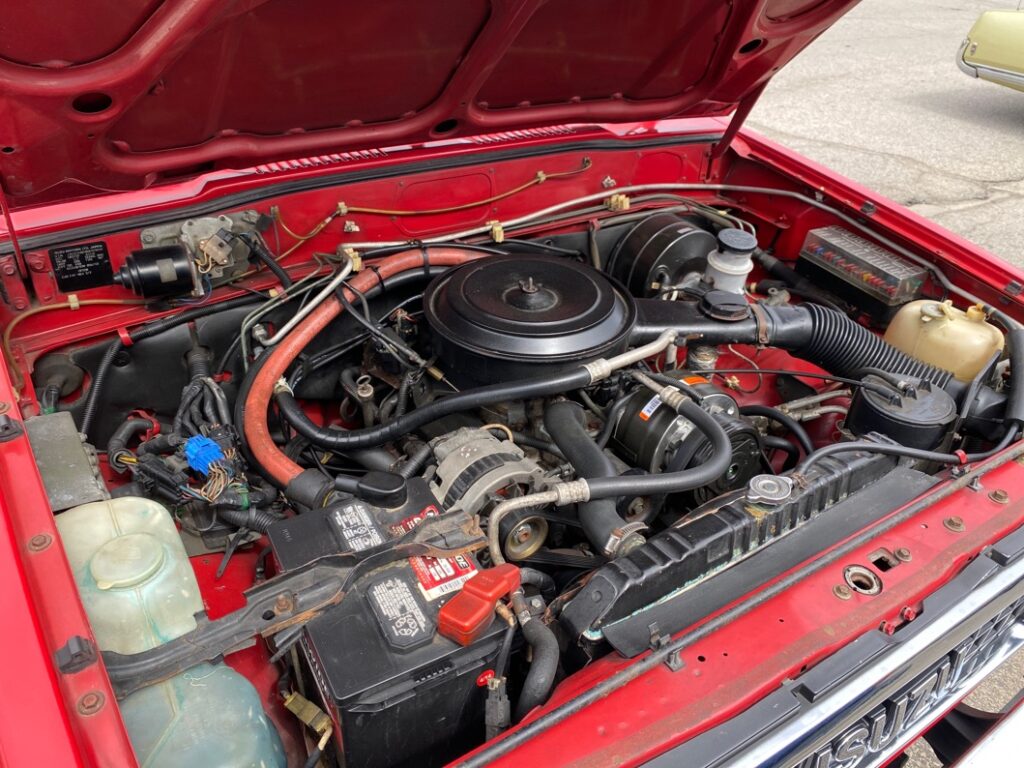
[48,242,113,292]
[367,574,434,650]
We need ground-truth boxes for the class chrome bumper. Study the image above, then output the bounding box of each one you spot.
[957,38,1024,89]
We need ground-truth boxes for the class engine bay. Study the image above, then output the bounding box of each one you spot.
[5,147,1023,768]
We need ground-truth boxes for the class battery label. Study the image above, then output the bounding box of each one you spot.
[367,574,434,650]
[410,554,478,601]
[639,395,662,422]
[328,501,386,552]
[389,504,441,537]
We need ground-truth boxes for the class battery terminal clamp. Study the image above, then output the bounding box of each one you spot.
[438,564,521,646]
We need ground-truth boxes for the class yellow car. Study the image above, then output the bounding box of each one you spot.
[958,7,1024,92]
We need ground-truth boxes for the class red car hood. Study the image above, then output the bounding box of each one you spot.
[0,0,859,206]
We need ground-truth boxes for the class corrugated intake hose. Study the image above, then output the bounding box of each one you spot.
[544,401,644,556]
[795,303,955,390]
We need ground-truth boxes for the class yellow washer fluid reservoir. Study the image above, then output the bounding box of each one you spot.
[884,300,1005,382]
[56,497,285,768]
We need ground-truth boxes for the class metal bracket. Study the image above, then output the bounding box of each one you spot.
[103,511,485,698]
[649,622,685,672]
[0,253,29,311]
[55,635,98,674]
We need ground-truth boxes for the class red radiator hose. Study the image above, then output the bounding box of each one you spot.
[243,248,481,486]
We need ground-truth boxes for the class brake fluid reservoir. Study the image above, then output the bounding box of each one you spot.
[884,300,1004,382]
[56,497,285,768]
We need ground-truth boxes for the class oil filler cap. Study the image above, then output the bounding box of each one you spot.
[700,289,751,321]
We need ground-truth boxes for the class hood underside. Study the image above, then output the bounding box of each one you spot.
[0,0,859,204]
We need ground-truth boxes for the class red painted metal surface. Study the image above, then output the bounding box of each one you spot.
[0,117,1022,767]
[0,0,863,201]
[0,365,137,767]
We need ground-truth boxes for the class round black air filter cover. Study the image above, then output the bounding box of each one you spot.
[424,254,637,386]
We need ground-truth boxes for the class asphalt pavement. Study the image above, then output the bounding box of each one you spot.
[749,0,1024,269]
[752,3,1024,765]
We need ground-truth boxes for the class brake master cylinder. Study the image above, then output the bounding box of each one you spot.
[703,228,757,294]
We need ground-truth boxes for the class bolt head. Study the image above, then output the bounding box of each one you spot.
[988,489,1010,505]
[77,691,105,715]
[894,547,912,562]
[28,533,52,552]
[900,606,917,622]
[512,525,532,544]
[944,516,966,532]
[832,584,852,600]
[274,593,295,614]
[2,264,15,275]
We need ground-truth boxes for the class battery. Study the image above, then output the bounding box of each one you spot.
[268,481,505,768]
[796,226,926,313]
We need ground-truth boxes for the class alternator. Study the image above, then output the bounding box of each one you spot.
[429,429,546,516]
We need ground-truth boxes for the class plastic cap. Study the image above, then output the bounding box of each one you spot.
[438,564,521,646]
[716,228,758,254]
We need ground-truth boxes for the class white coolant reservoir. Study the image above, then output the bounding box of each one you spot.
[884,300,1005,382]
[56,497,285,768]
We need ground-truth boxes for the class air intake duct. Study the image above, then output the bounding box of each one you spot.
[630,299,1011,436]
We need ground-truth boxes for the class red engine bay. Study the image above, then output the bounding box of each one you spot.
[2,125,1024,768]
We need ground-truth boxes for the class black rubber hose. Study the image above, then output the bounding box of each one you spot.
[275,367,592,451]
[596,391,634,449]
[240,233,293,289]
[586,399,732,499]
[79,340,123,440]
[519,567,557,600]
[1004,329,1024,427]
[798,426,1020,475]
[398,442,434,478]
[214,505,280,533]
[107,417,152,471]
[739,404,814,455]
[347,447,396,472]
[762,435,800,471]
[131,294,263,343]
[511,593,559,721]
[544,401,638,555]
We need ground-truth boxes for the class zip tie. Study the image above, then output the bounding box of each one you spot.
[336,202,349,216]
[116,327,134,347]
[67,294,80,310]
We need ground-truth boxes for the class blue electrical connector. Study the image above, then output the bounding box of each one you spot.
[184,435,225,476]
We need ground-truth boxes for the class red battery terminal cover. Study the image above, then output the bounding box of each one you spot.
[438,564,521,646]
